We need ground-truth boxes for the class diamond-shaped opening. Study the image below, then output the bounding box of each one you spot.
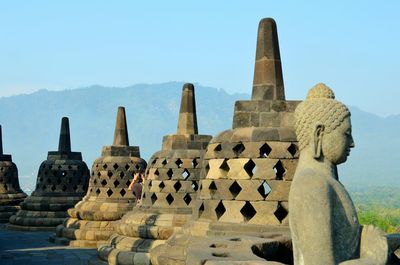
[167,169,173,179]
[94,179,97,184]
[174,181,182,192]
[232,143,245,156]
[51,185,56,191]
[47,178,51,183]
[72,171,77,176]
[68,165,72,170]
[287,143,298,157]
[215,201,226,219]
[107,189,113,197]
[39,177,44,182]
[58,165,62,169]
[244,159,256,177]
[191,181,198,191]
[125,164,130,170]
[274,203,288,223]
[4,184,8,190]
[162,159,168,166]
[73,185,78,191]
[96,164,99,168]
[229,181,242,199]
[103,164,108,169]
[119,171,125,178]
[62,185,67,192]
[151,193,157,204]
[273,160,286,180]
[151,158,157,165]
[120,189,126,197]
[209,181,217,191]
[154,169,159,176]
[182,169,190,180]
[107,171,113,178]
[258,180,271,198]
[159,181,165,190]
[148,180,153,188]
[97,171,101,177]
[166,193,174,205]
[113,179,120,188]
[44,171,48,175]
[101,179,107,186]
[240,201,257,222]
[259,143,272,158]
[198,202,205,218]
[52,170,57,176]
[192,159,198,168]
[175,158,183,168]
[57,178,62,184]
[125,180,131,186]
[214,144,222,152]
[220,159,230,172]
[96,188,101,195]
[135,164,140,170]
[183,193,192,205]
[113,163,119,170]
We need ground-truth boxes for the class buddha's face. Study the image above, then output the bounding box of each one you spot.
[322,116,355,165]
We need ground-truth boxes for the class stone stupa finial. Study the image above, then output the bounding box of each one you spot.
[252,18,285,101]
[177,83,198,135]
[113,106,129,146]
[58,117,71,153]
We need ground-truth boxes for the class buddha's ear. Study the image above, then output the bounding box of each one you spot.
[313,123,325,159]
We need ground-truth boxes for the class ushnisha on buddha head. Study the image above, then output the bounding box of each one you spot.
[294,83,355,165]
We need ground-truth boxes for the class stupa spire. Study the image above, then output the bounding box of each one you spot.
[177,83,198,135]
[252,18,285,100]
[58,117,71,153]
[113,106,129,146]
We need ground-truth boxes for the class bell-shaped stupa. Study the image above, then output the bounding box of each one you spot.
[151,18,300,264]
[51,107,147,248]
[96,83,212,265]
[0,125,27,223]
[8,117,90,231]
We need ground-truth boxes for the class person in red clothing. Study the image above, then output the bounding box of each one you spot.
[128,172,144,203]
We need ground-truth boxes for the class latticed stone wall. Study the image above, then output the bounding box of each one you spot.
[141,150,202,211]
[86,156,146,201]
[195,139,298,225]
[33,160,89,196]
[0,161,23,194]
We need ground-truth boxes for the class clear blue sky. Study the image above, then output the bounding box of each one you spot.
[1,1,399,116]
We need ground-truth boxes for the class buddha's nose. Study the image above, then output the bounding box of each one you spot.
[349,136,355,148]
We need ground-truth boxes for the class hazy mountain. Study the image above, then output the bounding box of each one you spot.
[0,82,398,193]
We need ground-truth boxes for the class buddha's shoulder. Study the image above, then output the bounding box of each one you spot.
[292,168,332,191]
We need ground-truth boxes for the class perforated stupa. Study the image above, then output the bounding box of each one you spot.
[151,18,300,265]
[0,125,27,223]
[8,117,90,231]
[51,107,147,248]
[96,83,212,265]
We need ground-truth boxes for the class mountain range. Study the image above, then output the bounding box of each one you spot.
[0,82,398,193]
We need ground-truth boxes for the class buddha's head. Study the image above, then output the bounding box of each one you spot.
[295,83,355,165]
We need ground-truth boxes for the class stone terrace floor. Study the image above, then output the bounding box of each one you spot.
[0,224,98,265]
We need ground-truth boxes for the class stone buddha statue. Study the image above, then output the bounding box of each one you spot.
[289,83,400,265]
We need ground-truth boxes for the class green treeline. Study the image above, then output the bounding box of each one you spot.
[351,186,400,233]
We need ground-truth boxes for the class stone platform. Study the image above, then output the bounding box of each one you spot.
[0,224,98,265]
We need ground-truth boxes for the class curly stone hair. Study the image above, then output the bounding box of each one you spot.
[295,83,350,150]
